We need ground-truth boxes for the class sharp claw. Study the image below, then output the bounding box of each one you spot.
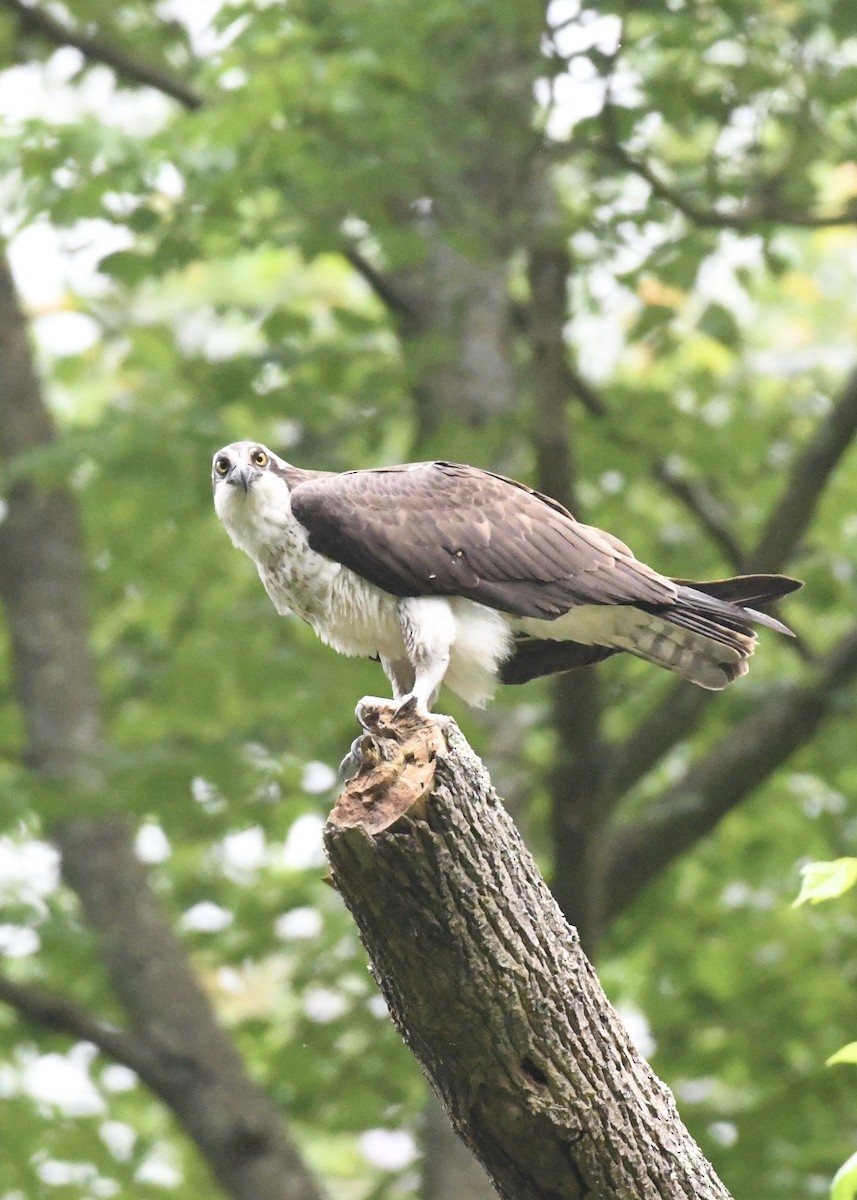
[354,699,372,730]
[354,694,433,732]
[339,735,365,780]
[339,754,359,781]
[355,697,390,730]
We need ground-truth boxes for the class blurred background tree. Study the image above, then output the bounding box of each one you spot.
[1,0,857,1197]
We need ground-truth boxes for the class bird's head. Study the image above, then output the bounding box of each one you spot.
[212,440,291,553]
[212,440,275,494]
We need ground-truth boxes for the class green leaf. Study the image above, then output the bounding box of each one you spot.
[832,1150,857,1200]
[628,303,675,342]
[697,303,741,349]
[98,249,150,286]
[827,1043,857,1068]
[793,859,857,907]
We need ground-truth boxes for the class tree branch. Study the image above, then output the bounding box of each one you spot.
[525,344,747,566]
[602,681,713,801]
[602,138,857,231]
[604,623,857,918]
[2,0,202,111]
[0,248,103,779]
[563,361,608,417]
[0,973,157,1080]
[54,817,329,1200]
[324,704,734,1200]
[653,459,746,567]
[596,364,857,799]
[607,421,749,568]
[342,246,415,321]
[747,364,857,572]
[528,244,579,512]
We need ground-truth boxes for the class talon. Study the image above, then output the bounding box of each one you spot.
[339,752,359,781]
[339,735,365,780]
[355,696,394,730]
[394,693,419,715]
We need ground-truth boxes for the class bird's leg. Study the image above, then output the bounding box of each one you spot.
[348,601,454,769]
[345,657,415,775]
[395,654,447,715]
[351,657,413,729]
[355,600,454,724]
[392,597,454,716]
[381,655,416,704]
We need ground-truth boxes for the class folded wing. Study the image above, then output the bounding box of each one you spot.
[289,461,679,618]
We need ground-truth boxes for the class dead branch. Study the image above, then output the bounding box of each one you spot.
[325,704,735,1200]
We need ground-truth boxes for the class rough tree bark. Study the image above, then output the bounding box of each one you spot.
[324,705,734,1200]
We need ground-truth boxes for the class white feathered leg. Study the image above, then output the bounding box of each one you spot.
[352,597,455,740]
[351,655,416,738]
[347,601,455,771]
[394,597,456,714]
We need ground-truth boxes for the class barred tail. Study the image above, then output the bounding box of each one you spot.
[501,573,800,689]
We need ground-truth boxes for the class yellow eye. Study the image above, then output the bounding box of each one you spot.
[214,456,230,476]
[251,449,268,467]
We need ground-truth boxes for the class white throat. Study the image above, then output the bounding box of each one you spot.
[215,473,297,558]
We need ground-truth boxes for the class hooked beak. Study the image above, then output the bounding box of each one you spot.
[226,464,256,493]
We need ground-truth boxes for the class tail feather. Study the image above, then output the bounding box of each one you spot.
[674,574,800,636]
[502,573,801,690]
[606,608,751,690]
[651,605,757,653]
[673,573,802,607]
[617,575,800,688]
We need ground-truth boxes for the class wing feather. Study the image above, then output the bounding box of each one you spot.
[289,461,676,619]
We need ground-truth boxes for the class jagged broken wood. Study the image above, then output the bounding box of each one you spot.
[324,705,733,1200]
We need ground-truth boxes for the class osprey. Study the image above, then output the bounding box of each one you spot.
[212,441,800,715]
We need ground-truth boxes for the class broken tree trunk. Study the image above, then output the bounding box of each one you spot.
[323,705,734,1200]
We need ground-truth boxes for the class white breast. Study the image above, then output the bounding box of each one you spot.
[216,472,404,659]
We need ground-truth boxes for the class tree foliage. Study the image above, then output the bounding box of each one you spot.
[1,1,857,1197]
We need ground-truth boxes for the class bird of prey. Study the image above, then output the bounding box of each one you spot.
[212,441,800,716]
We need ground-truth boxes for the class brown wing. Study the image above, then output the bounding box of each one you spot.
[289,461,677,619]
